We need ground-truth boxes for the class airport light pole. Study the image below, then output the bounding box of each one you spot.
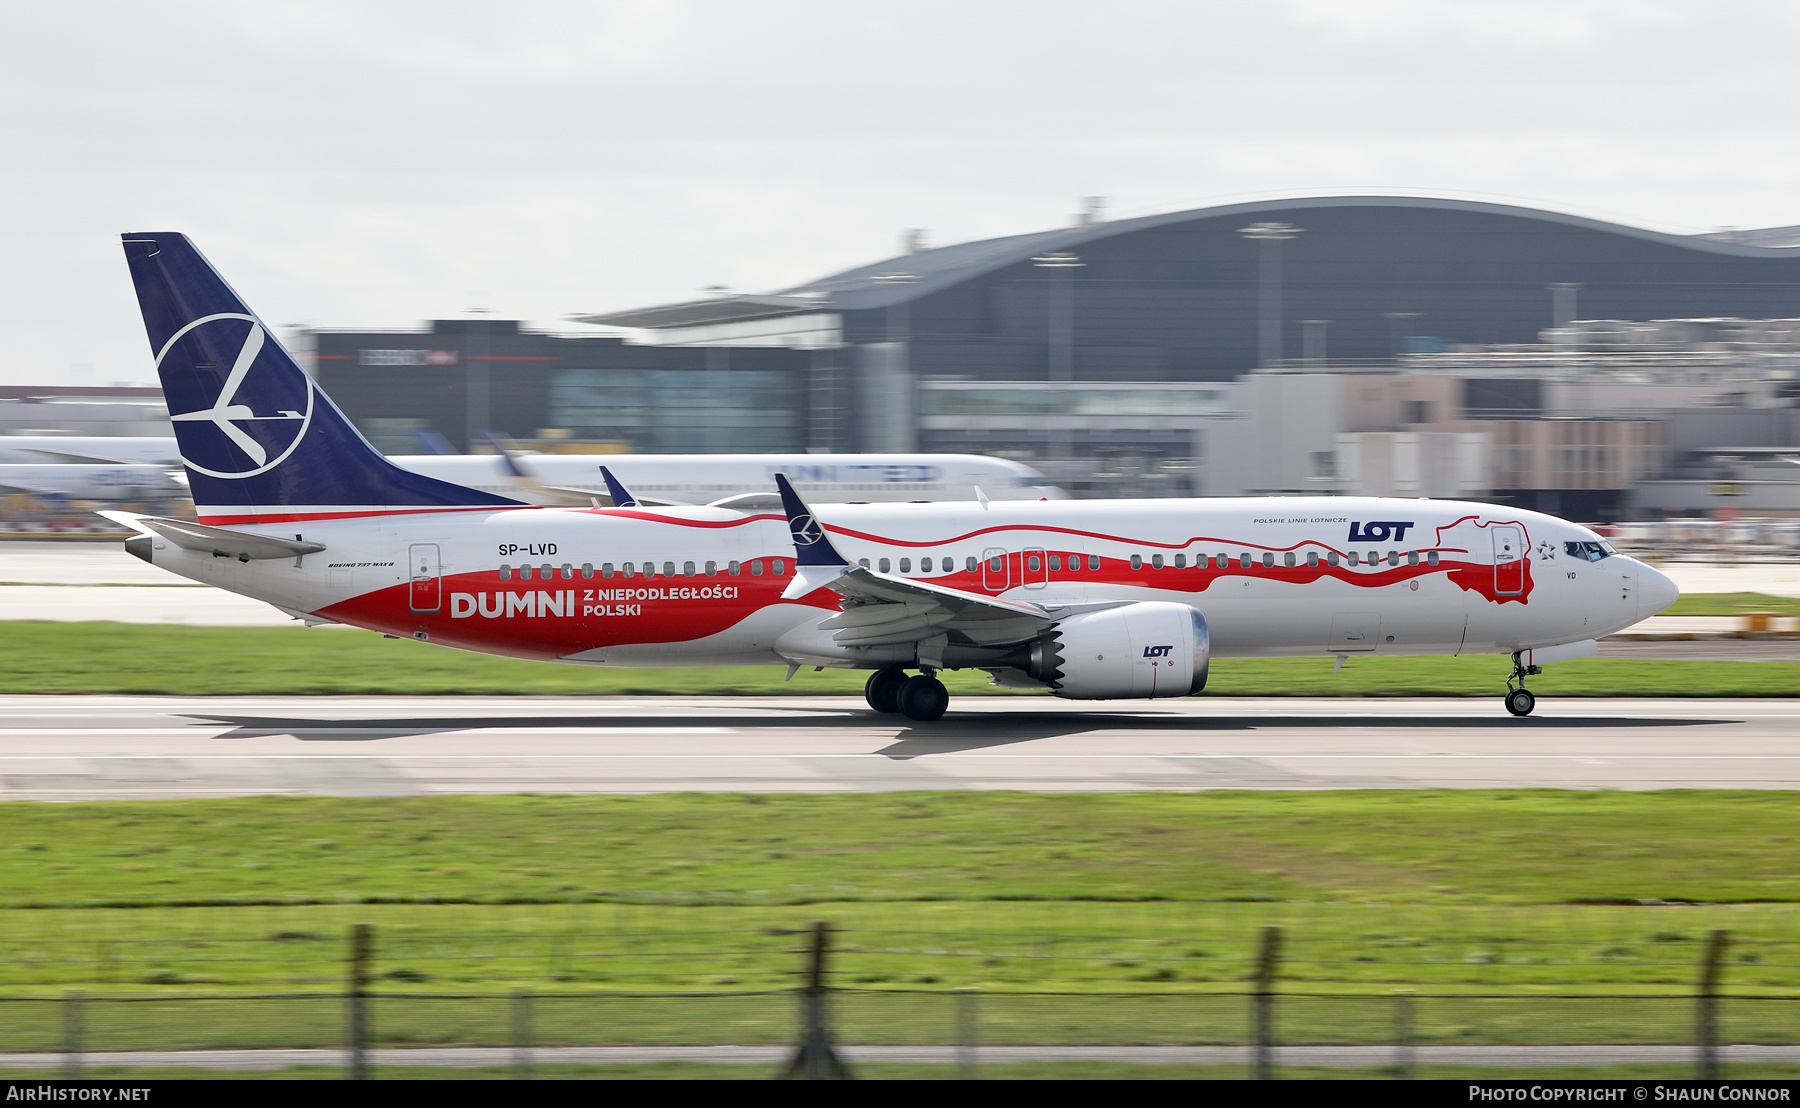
[1238,222,1302,369]
[464,310,491,452]
[1032,251,1085,474]
[869,273,919,453]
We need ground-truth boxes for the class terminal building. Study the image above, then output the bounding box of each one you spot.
[291,195,1800,510]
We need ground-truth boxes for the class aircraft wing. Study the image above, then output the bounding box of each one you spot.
[814,565,1052,648]
[771,472,1053,652]
[20,448,135,464]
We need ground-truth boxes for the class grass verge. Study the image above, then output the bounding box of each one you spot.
[8,791,1800,909]
[1,621,1796,696]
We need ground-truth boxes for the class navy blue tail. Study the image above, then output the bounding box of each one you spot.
[121,233,520,519]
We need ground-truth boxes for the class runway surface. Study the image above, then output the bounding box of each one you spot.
[3,695,1797,799]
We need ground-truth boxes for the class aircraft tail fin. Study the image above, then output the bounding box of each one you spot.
[120,233,521,523]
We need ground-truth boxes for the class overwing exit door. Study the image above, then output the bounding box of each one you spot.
[409,543,441,612]
[980,547,1010,593]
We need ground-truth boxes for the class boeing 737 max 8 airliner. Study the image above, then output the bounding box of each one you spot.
[104,233,1678,720]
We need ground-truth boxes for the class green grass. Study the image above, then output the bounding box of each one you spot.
[7,793,1800,1050]
[2,621,1796,696]
[1665,592,1800,617]
[12,1062,1800,1080]
[8,791,1800,910]
[13,1063,1800,1080]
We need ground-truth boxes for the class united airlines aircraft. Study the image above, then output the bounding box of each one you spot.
[104,233,1679,721]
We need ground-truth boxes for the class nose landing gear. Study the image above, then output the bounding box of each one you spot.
[1505,652,1542,717]
[863,666,949,721]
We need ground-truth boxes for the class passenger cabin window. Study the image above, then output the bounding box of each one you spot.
[921,557,933,573]
[1173,554,1185,568]
[751,560,765,576]
[663,561,675,577]
[705,561,717,576]
[1262,553,1275,568]
[562,564,574,579]
[1348,552,1360,566]
[1027,554,1041,572]
[1307,552,1319,567]
[1087,554,1100,570]
[1150,554,1163,569]
[499,564,512,580]
[1050,555,1062,571]
[859,558,870,569]
[729,560,741,576]
[988,555,1003,572]
[772,559,785,575]
[1283,552,1296,567]
[1130,554,1143,570]
[600,563,614,578]
[899,558,911,573]
[683,561,696,577]
[1427,551,1441,565]
[879,558,891,573]
[582,563,594,578]
[1407,552,1420,566]
[1387,551,1399,566]
[966,556,978,572]
[622,563,635,577]
[1326,552,1339,567]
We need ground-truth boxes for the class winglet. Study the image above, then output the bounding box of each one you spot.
[774,473,848,567]
[598,466,639,508]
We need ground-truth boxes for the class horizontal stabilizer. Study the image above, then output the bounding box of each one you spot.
[127,515,325,561]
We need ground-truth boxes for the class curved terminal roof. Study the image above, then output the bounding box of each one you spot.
[580,195,1800,330]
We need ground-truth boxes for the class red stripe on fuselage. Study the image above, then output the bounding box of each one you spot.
[317,548,1535,659]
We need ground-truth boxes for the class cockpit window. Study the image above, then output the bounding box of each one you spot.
[1564,540,1613,562]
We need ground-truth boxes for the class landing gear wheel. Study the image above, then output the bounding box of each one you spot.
[864,667,908,714]
[1505,687,1536,717]
[897,674,949,722]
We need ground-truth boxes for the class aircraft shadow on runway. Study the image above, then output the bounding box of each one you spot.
[179,710,1733,758]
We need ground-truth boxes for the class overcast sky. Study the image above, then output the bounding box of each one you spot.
[5,0,1800,385]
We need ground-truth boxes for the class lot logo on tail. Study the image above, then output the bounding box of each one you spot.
[1348,520,1415,543]
[160,314,314,479]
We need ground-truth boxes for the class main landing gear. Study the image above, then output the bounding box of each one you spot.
[1504,652,1542,717]
[864,666,949,722]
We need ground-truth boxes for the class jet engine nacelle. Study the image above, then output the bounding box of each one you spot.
[1025,601,1209,700]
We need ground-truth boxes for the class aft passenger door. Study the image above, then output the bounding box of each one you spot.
[409,543,442,612]
[1492,525,1525,597]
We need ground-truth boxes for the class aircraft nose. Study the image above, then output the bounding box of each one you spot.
[1637,561,1679,620]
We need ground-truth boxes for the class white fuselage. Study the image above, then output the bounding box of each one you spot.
[135,496,1674,672]
[387,453,1064,505]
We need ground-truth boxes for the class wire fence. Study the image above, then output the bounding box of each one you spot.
[0,922,1792,1079]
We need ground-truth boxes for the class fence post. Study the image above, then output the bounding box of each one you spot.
[1252,925,1282,1080]
[512,986,534,1080]
[347,923,372,1081]
[956,986,978,1081]
[62,990,83,1080]
[780,921,851,1080]
[1698,928,1730,1080]
[1393,989,1415,1080]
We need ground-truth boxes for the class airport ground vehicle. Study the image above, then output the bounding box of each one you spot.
[106,233,1677,720]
